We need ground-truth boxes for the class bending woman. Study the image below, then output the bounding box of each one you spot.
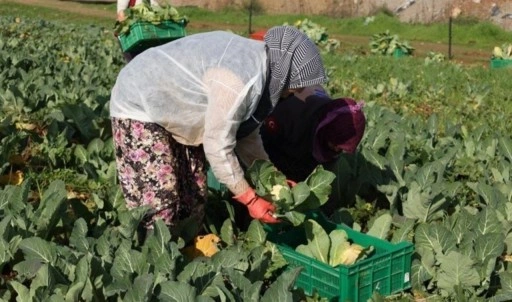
[109,26,327,240]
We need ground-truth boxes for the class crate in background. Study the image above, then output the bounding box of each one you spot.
[393,48,410,58]
[119,20,187,54]
[267,211,414,302]
[490,58,512,69]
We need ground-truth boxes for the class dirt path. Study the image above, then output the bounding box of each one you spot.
[4,0,492,67]
[331,34,491,67]
[5,0,114,18]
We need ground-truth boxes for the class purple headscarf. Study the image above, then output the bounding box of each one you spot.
[312,98,366,163]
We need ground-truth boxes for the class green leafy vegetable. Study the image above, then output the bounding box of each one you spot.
[369,30,414,56]
[286,18,340,53]
[246,160,336,226]
[492,43,512,59]
[296,219,373,267]
[114,1,188,35]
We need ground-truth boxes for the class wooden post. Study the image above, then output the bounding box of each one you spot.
[248,0,253,35]
[448,17,453,60]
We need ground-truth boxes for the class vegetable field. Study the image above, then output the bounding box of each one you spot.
[1,9,512,302]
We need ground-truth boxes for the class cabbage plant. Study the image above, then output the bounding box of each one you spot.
[246,160,336,226]
[492,43,512,59]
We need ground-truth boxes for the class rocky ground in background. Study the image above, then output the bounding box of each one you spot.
[5,0,509,66]
[18,0,512,30]
[169,0,512,31]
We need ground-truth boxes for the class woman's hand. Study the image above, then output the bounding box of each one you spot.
[234,188,280,224]
[246,196,280,224]
[286,179,297,187]
[117,11,126,22]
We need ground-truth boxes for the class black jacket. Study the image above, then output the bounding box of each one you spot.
[260,93,332,181]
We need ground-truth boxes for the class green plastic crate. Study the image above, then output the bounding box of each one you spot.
[119,20,187,53]
[207,167,227,192]
[393,48,408,58]
[267,212,414,302]
[490,58,512,69]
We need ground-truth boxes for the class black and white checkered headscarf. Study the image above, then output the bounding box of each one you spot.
[264,25,327,106]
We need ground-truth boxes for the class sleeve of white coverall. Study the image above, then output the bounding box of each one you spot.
[149,0,161,8]
[235,126,269,169]
[202,67,254,196]
[117,0,130,12]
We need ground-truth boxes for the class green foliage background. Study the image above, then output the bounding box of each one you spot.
[1,3,512,301]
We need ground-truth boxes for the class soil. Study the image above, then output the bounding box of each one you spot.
[4,0,504,67]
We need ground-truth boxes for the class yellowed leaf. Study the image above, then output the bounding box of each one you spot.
[0,171,23,185]
[182,234,221,259]
[340,243,364,265]
[503,255,512,262]
[15,122,37,131]
[196,234,221,257]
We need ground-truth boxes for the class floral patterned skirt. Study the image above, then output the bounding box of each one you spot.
[111,117,207,234]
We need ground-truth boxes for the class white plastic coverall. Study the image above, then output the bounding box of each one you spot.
[110,31,270,195]
[117,0,160,14]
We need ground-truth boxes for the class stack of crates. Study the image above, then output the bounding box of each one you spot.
[118,19,187,53]
[267,211,414,302]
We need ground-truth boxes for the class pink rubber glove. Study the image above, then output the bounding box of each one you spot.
[234,188,280,224]
[286,179,297,187]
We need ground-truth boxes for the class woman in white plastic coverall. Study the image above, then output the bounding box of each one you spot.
[116,0,160,21]
[109,26,327,240]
